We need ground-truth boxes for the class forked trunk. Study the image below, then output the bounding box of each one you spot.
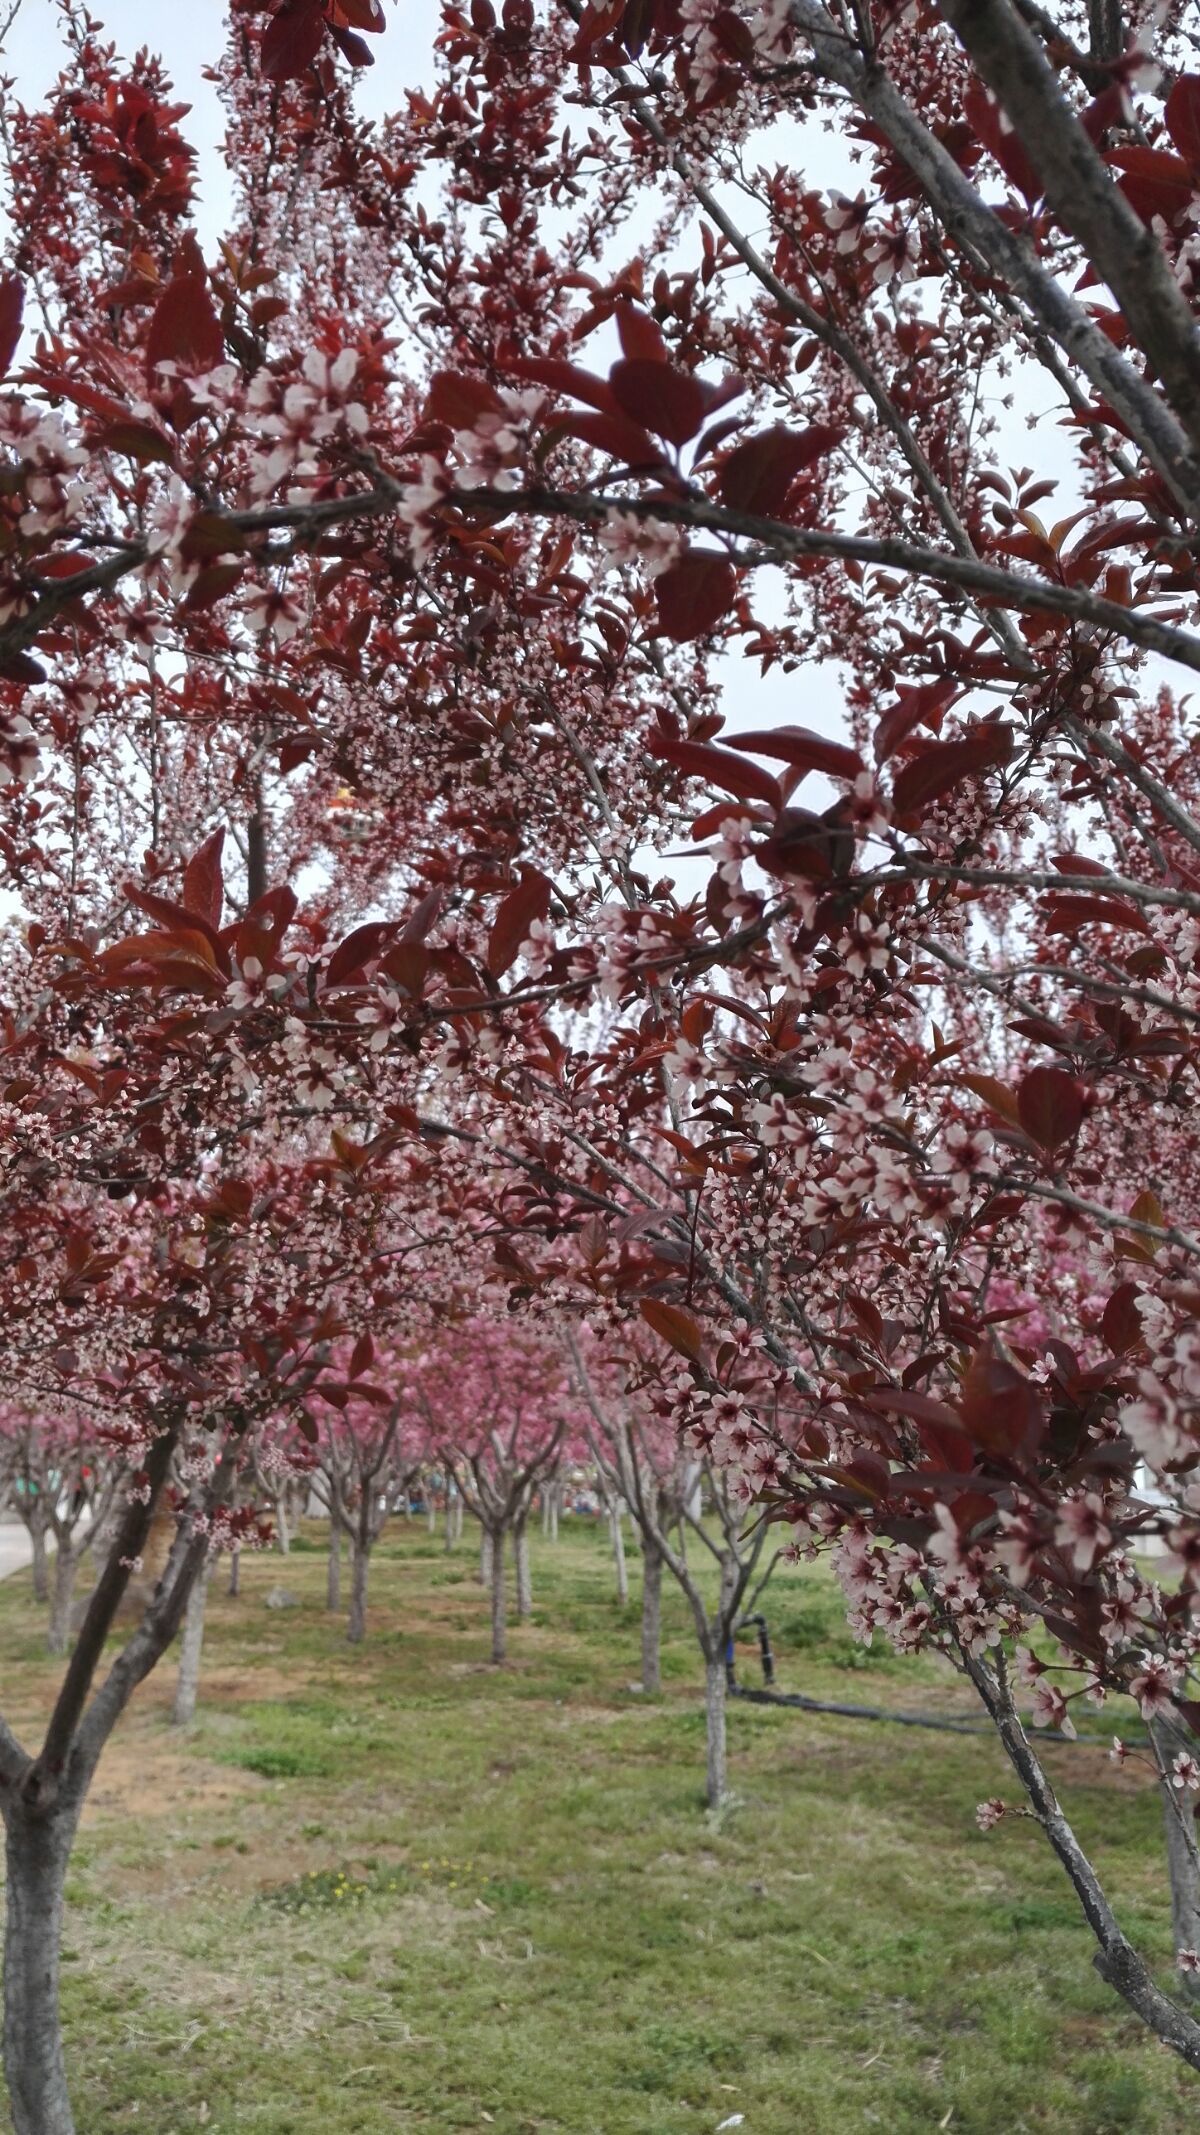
[610,1499,628,1606]
[3,1802,78,2135]
[326,1520,342,1611]
[490,1527,506,1663]
[515,1521,532,1619]
[347,1537,369,1644]
[46,1549,78,1658]
[172,1559,211,1727]
[704,1657,728,1809]
[640,1543,663,1694]
[1152,1711,1200,1998]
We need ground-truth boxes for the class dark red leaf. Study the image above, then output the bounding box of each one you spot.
[183,829,225,929]
[1102,1282,1143,1356]
[0,273,24,379]
[262,0,326,80]
[959,1346,1045,1456]
[1166,75,1200,169]
[727,724,863,781]
[717,424,842,516]
[1017,1065,1084,1151]
[486,866,550,977]
[325,921,398,989]
[424,372,503,428]
[487,867,553,977]
[145,267,224,383]
[963,82,1043,206]
[647,730,782,809]
[614,305,668,364]
[609,358,708,446]
[654,552,737,641]
[873,678,959,765]
[1107,145,1196,228]
[558,408,664,469]
[891,726,1013,819]
[1041,892,1148,935]
[640,1298,705,1361]
[235,886,297,972]
[330,0,386,28]
[502,352,617,415]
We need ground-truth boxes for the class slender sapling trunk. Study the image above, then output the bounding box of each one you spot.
[704,1655,728,1810]
[171,1558,212,1727]
[1153,1710,1200,1999]
[490,1526,506,1663]
[347,1534,369,1644]
[641,1542,663,1694]
[326,1519,342,1612]
[610,1497,628,1606]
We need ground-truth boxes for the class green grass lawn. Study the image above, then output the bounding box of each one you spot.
[0,1518,1195,2133]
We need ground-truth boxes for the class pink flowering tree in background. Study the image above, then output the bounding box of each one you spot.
[568,1329,775,1805]
[412,1322,580,1661]
[304,1337,430,1640]
[0,1404,123,1651]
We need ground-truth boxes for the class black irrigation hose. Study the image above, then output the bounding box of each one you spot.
[728,1682,1146,1750]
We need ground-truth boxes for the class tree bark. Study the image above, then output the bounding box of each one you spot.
[347,1537,369,1644]
[326,1520,341,1612]
[171,1560,211,1728]
[28,1520,49,1607]
[479,1525,493,1587]
[549,1483,558,1543]
[427,1502,437,1536]
[704,1656,728,1810]
[515,1520,532,1619]
[610,1497,628,1607]
[490,1527,506,1663]
[641,1542,663,1694]
[2,1802,78,2135]
[46,1550,78,1658]
[1152,1711,1200,1999]
[227,1548,240,1598]
[274,1491,290,1555]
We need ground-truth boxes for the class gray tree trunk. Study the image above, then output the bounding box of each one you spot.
[28,1521,49,1607]
[171,1560,211,1727]
[326,1521,341,1612]
[479,1525,493,1587]
[610,1500,628,1606]
[1153,1712,1200,1998]
[347,1537,369,1644]
[427,1503,437,1536]
[46,1549,77,1657]
[227,1548,240,1598]
[490,1528,506,1663]
[3,1803,78,2135]
[549,1485,559,1543]
[515,1522,532,1619]
[274,1492,290,1555]
[641,1543,663,1694]
[704,1656,728,1810]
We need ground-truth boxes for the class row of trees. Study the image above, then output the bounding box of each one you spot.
[4,0,1200,2124]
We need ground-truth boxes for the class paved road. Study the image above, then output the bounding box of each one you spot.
[0,1522,32,1581]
